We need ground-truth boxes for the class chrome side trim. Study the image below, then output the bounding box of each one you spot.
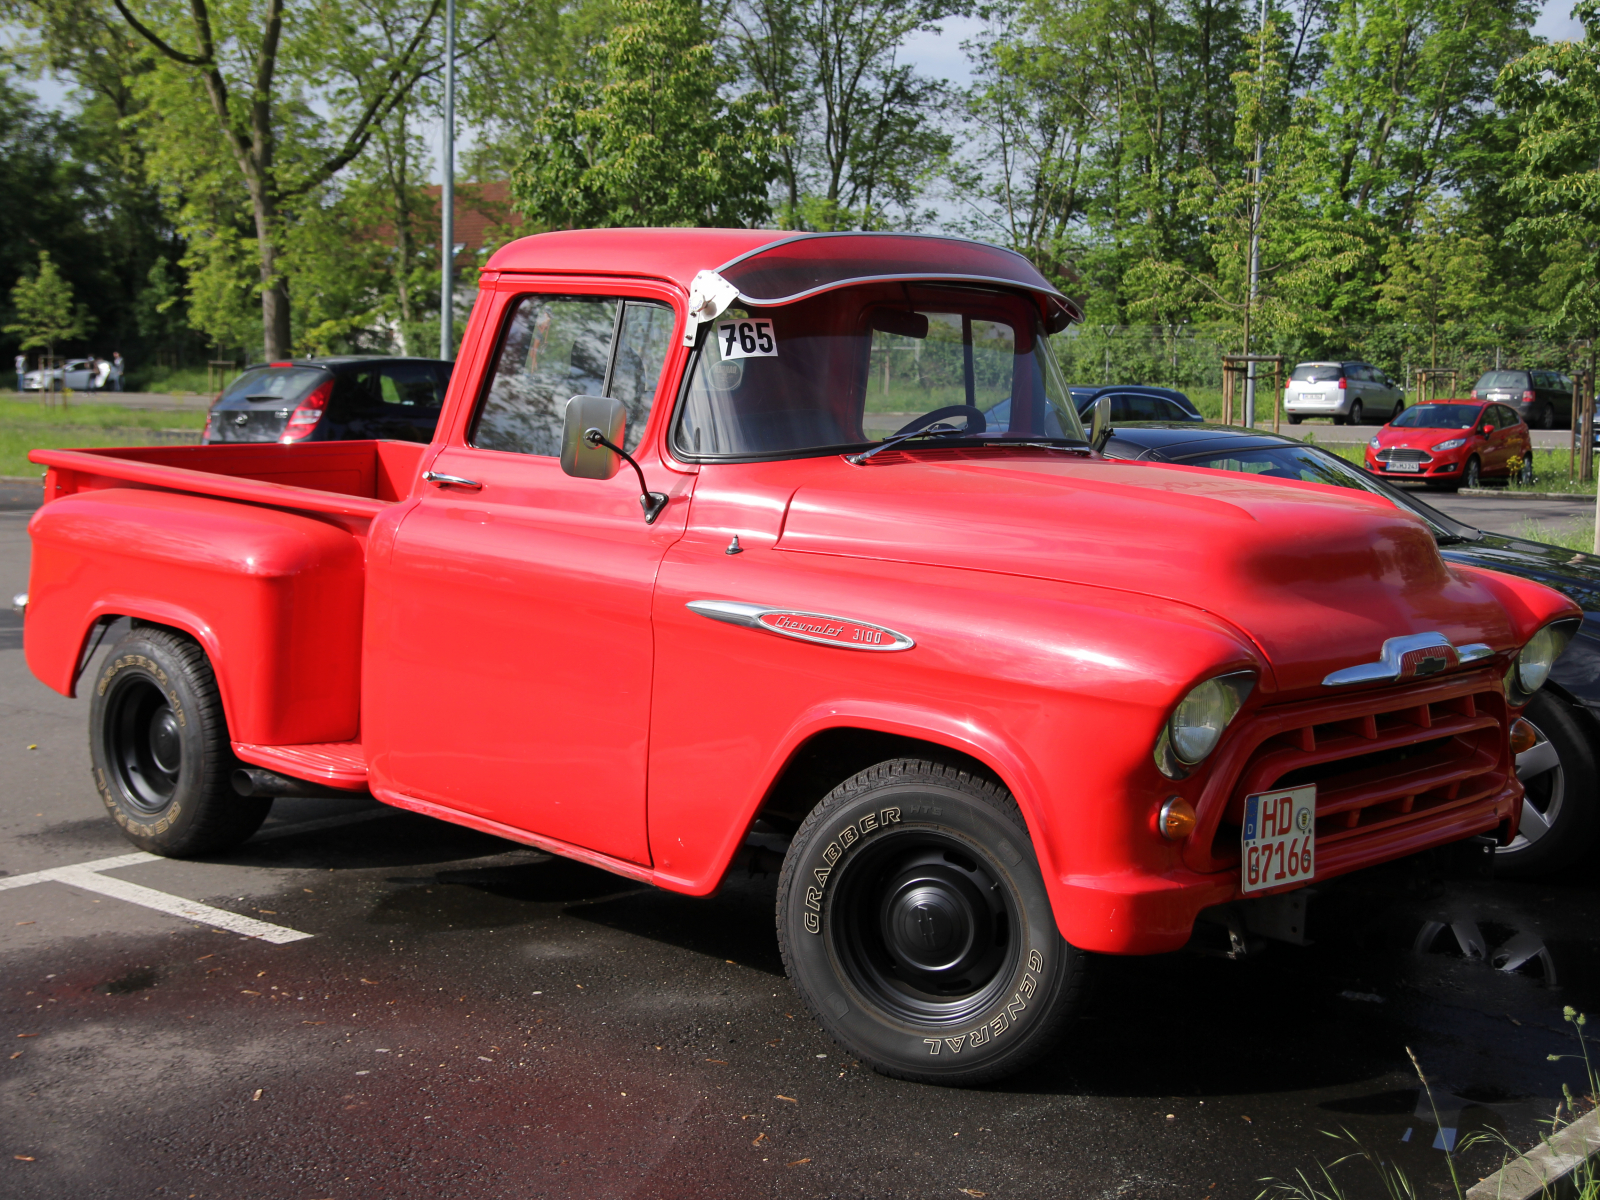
[1322,632,1491,687]
[687,600,915,652]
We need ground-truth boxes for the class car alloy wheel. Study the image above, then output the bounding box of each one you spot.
[1538,404,1555,430]
[1347,400,1364,426]
[1391,401,1404,422]
[1462,455,1480,488]
[1497,691,1599,877]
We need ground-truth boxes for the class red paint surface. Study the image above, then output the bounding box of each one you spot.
[20,229,1583,954]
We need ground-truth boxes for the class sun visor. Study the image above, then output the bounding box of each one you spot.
[681,233,1083,345]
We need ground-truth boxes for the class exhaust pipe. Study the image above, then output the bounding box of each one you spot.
[232,767,349,799]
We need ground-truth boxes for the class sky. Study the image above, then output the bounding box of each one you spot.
[10,0,1594,185]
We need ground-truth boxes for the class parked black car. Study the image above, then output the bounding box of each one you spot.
[1099,421,1599,877]
[1069,385,1203,423]
[1471,368,1574,430]
[202,357,453,445]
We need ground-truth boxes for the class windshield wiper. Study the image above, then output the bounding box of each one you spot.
[846,421,967,464]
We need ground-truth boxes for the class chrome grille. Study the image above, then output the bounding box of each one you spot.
[1376,448,1430,463]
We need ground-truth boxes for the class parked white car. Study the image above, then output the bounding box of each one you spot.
[1283,360,1405,426]
[22,359,112,392]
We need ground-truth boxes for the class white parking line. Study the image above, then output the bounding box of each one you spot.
[0,852,313,943]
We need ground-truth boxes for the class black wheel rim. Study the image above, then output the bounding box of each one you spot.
[827,830,1020,1026]
[106,676,182,813]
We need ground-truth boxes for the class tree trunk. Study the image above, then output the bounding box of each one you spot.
[252,191,290,361]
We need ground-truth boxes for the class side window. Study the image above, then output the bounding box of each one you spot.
[380,362,445,409]
[473,296,620,457]
[1500,405,1521,427]
[1159,398,1189,420]
[609,301,675,453]
[471,295,674,457]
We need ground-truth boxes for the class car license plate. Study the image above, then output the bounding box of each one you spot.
[1302,391,1325,401]
[1388,461,1421,472]
[1242,784,1315,894]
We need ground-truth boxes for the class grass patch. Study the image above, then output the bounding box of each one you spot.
[0,399,207,477]
[127,364,241,395]
[1520,517,1597,553]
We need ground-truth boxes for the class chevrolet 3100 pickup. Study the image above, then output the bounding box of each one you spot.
[18,229,1580,1084]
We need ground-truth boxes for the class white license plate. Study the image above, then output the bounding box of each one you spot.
[1242,785,1315,894]
[1388,461,1422,472]
[1300,391,1325,402]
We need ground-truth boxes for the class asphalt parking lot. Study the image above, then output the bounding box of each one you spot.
[2,484,1598,1200]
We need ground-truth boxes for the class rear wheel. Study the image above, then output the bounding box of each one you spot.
[1347,400,1364,426]
[1391,401,1405,422]
[89,626,271,856]
[777,758,1090,1086]
[1497,691,1599,878]
[1287,414,1304,425]
[1537,404,1555,430]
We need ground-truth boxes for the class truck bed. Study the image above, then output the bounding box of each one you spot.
[30,440,427,519]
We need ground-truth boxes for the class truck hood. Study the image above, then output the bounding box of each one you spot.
[774,453,1536,695]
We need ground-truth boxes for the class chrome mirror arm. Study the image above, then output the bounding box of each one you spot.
[583,428,668,524]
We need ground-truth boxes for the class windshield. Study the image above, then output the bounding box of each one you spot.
[674,283,1085,458]
[1174,443,1479,540]
[1391,403,1480,429]
[1290,363,1341,383]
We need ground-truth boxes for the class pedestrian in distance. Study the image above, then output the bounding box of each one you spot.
[14,352,24,392]
[95,357,111,391]
[111,351,123,392]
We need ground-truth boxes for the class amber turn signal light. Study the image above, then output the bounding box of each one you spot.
[1509,717,1538,757]
[1158,796,1197,840]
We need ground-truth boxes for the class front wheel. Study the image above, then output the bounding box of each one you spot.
[1287,414,1304,426]
[777,758,1090,1086]
[89,626,271,856]
[1462,455,1481,489]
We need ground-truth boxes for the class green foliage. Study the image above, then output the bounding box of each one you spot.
[511,0,784,229]
[6,251,86,357]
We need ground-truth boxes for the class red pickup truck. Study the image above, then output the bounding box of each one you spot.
[20,229,1579,1084]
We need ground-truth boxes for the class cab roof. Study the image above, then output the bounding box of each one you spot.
[483,228,1080,324]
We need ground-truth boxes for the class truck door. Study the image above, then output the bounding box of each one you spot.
[369,284,684,865]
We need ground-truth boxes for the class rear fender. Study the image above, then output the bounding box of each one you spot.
[25,487,364,745]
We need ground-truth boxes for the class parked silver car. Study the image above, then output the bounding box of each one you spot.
[1283,360,1405,426]
[22,358,113,392]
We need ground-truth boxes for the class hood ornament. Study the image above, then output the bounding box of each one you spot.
[1322,632,1494,688]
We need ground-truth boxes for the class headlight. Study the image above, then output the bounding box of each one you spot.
[1155,671,1256,779]
[1368,437,1380,448]
[1433,437,1468,451]
[1505,622,1577,704]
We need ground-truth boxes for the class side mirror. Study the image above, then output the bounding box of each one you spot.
[559,394,668,524]
[1480,424,1495,435]
[1090,394,1112,452]
[561,395,626,480]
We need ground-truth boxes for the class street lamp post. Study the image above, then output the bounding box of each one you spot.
[439,0,455,361]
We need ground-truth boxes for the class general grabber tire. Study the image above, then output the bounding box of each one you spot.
[89,626,271,856]
[776,758,1090,1086]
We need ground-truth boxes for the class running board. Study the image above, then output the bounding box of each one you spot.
[232,741,368,791]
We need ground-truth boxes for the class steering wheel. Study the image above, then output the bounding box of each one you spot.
[893,405,986,437]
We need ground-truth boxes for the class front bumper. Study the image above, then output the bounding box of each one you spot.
[1055,669,1517,955]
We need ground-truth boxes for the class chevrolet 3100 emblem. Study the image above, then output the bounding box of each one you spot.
[687,600,915,651]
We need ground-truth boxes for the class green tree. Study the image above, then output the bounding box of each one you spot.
[512,0,783,228]
[730,0,960,229]
[1375,196,1490,367]
[1498,0,1600,343]
[102,0,448,360]
[7,250,86,359]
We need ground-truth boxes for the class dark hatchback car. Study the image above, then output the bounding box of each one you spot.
[202,357,453,445]
[1069,385,1202,423]
[1471,368,1574,430]
[1101,421,1600,878]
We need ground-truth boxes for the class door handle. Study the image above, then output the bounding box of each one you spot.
[422,470,482,490]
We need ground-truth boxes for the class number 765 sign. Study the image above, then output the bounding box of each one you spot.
[717,319,778,359]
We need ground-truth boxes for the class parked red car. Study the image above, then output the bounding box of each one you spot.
[18,229,1579,1085]
[1365,398,1534,489]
